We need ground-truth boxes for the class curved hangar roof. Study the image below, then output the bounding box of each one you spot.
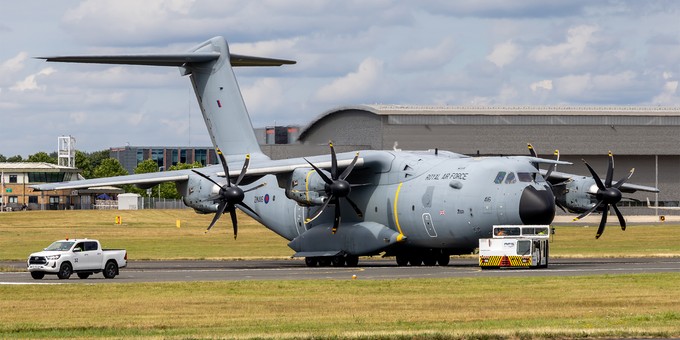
[297,105,680,155]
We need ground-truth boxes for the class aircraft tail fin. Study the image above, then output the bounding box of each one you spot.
[39,36,296,160]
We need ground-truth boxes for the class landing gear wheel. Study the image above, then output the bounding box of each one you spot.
[437,254,450,266]
[396,254,409,266]
[103,261,118,279]
[57,262,72,279]
[77,273,91,279]
[305,257,318,267]
[331,256,345,267]
[30,272,45,280]
[423,254,437,266]
[408,255,423,266]
[345,256,359,267]
[318,257,331,267]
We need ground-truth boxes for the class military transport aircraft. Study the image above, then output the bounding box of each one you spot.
[33,36,659,267]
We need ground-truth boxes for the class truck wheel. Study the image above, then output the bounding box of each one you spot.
[57,263,72,279]
[103,261,118,279]
[30,272,45,280]
[77,273,91,279]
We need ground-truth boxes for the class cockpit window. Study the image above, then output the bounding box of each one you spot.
[494,171,506,184]
[517,172,532,182]
[504,172,516,184]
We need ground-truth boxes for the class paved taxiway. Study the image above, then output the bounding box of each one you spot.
[1,257,679,284]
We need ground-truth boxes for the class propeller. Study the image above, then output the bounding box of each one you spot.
[303,142,363,234]
[573,151,635,239]
[527,144,566,212]
[191,150,264,239]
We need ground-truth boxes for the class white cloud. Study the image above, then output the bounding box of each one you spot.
[396,38,457,72]
[487,40,520,68]
[241,78,285,115]
[10,67,56,92]
[314,57,384,103]
[530,79,553,92]
[529,25,599,70]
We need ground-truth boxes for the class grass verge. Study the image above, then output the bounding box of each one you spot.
[1,274,679,339]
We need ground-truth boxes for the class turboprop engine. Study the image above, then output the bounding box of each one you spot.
[285,167,330,206]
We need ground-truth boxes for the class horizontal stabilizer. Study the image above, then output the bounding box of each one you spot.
[37,53,295,67]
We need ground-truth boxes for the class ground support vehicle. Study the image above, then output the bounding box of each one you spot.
[27,239,127,279]
[479,225,550,269]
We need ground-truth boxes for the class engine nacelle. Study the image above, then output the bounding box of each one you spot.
[285,167,330,206]
[554,177,598,213]
[178,174,220,213]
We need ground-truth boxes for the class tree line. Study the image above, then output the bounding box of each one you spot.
[0,150,203,199]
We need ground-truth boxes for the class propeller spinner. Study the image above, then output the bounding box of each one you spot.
[573,151,635,239]
[304,142,363,234]
[191,150,264,239]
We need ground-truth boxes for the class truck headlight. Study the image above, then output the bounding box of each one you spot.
[46,255,61,260]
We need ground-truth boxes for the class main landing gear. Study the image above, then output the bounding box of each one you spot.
[305,255,360,267]
[395,250,450,266]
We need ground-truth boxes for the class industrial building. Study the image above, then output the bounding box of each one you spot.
[292,105,680,212]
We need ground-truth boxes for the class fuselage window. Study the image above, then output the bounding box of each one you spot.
[517,172,532,182]
[494,171,507,184]
[504,172,516,184]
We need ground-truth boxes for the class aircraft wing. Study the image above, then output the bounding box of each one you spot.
[31,169,193,191]
[543,170,659,193]
[31,151,385,192]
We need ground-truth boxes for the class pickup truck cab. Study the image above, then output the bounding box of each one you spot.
[27,239,127,280]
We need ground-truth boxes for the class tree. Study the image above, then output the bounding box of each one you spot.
[131,160,160,197]
[0,154,6,162]
[27,152,57,164]
[160,162,203,199]
[93,158,128,178]
[75,151,93,178]
[88,150,111,170]
[6,155,23,162]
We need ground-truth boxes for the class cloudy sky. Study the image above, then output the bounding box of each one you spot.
[1,1,680,157]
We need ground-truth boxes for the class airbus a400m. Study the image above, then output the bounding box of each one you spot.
[33,36,658,267]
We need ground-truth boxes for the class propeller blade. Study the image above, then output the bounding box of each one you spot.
[346,196,364,218]
[613,168,635,189]
[235,154,251,186]
[605,151,614,187]
[583,160,606,191]
[236,202,261,218]
[612,204,626,231]
[216,149,232,187]
[207,201,228,232]
[305,195,333,224]
[595,204,609,239]
[544,149,560,179]
[243,182,267,193]
[527,143,537,158]
[574,200,603,221]
[555,200,568,213]
[339,152,360,181]
[332,198,341,233]
[228,204,238,239]
[192,169,221,187]
[303,158,333,185]
[330,142,338,180]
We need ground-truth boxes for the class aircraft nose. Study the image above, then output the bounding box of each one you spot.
[519,185,555,225]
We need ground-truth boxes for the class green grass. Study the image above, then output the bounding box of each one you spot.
[0,210,290,260]
[2,210,680,338]
[1,274,679,339]
[2,210,680,260]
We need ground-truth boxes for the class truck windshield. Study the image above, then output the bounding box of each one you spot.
[45,241,75,251]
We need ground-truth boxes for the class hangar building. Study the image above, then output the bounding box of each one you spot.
[292,105,680,213]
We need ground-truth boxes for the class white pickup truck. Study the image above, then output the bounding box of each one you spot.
[27,239,127,280]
